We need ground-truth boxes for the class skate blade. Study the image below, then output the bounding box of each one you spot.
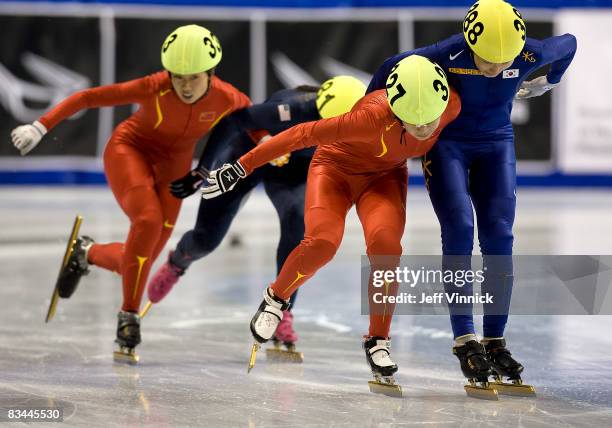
[45,289,60,324]
[113,350,139,365]
[265,347,304,363]
[46,215,83,323]
[493,382,536,397]
[368,381,403,398]
[139,301,153,318]
[247,343,260,373]
[464,384,499,400]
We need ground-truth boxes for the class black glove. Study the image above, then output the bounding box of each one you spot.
[201,161,246,199]
[169,165,209,199]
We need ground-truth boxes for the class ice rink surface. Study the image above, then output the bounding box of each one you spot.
[1,186,611,427]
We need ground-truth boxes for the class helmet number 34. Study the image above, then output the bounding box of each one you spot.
[162,34,177,53]
[162,32,221,60]
[204,35,222,59]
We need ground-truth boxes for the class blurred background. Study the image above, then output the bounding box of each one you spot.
[0,0,611,186]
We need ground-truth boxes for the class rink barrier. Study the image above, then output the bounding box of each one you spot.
[3,170,612,187]
[2,3,610,180]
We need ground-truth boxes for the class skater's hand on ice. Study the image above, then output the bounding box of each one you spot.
[169,165,209,199]
[515,76,558,100]
[10,121,47,155]
[201,161,246,199]
[269,153,291,167]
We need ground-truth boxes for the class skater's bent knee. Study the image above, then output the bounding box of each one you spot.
[479,218,513,255]
[132,208,164,233]
[301,237,338,265]
[366,228,402,256]
[441,216,474,254]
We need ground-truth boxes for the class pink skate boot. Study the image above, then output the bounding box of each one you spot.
[266,310,304,363]
[146,253,185,304]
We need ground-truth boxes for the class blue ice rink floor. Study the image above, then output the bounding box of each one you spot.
[1,187,611,427]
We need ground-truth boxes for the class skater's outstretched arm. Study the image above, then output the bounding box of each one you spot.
[239,107,377,174]
[201,107,378,199]
[10,74,166,155]
[169,116,248,199]
[169,95,316,199]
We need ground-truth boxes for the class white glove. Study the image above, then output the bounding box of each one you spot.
[10,121,47,156]
[515,76,558,100]
[201,161,246,199]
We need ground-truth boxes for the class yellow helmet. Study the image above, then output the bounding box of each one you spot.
[385,55,450,126]
[463,0,526,64]
[161,24,222,75]
[316,75,366,119]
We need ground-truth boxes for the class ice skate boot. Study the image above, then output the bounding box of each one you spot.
[266,310,304,363]
[247,287,289,373]
[141,253,185,318]
[46,215,94,322]
[364,336,402,397]
[113,311,141,365]
[453,338,498,400]
[483,338,536,397]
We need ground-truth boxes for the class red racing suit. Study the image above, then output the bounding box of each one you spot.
[238,89,461,337]
[39,71,250,312]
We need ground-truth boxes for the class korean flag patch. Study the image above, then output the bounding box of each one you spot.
[278,104,292,122]
[503,69,519,79]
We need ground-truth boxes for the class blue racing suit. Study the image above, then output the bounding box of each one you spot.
[368,33,577,338]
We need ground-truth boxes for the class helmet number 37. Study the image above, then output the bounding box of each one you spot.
[385,63,406,107]
[386,62,449,107]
